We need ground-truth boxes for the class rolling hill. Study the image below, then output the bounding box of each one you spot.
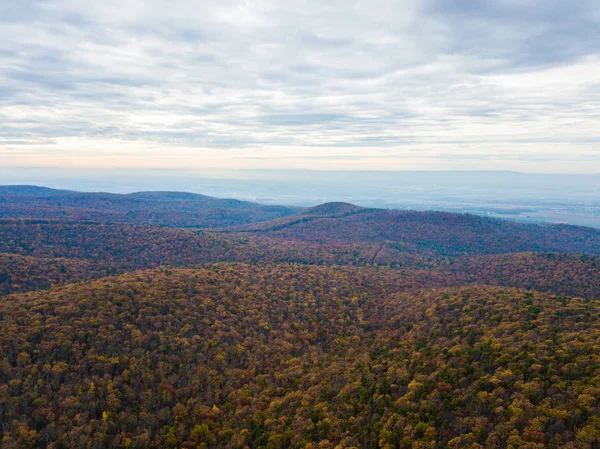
[2,188,600,448]
[237,202,600,256]
[0,253,102,296]
[0,185,300,228]
[3,217,600,299]
[2,264,600,448]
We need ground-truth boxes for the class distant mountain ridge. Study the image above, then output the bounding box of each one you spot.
[0,185,301,228]
[3,186,600,257]
[235,202,600,256]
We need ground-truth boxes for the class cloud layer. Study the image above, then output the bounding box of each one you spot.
[1,0,599,172]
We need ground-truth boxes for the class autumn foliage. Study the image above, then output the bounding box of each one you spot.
[1,193,600,448]
[2,265,600,448]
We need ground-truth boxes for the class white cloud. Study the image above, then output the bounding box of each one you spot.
[0,0,599,172]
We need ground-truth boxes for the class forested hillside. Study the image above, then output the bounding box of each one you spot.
[446,253,600,300]
[238,203,600,256]
[0,219,431,273]
[0,186,299,228]
[3,220,600,300]
[2,265,600,448]
[1,189,600,448]
[0,253,101,296]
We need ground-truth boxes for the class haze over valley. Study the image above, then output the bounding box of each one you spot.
[2,169,599,228]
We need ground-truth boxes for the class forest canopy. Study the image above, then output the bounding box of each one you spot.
[1,191,600,448]
[2,265,600,448]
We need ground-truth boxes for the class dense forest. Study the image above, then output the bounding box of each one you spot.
[1,186,600,448]
[235,203,600,256]
[3,266,600,448]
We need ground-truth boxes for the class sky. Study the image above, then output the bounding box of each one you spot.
[1,0,600,173]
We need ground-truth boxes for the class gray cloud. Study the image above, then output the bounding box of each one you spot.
[0,0,599,172]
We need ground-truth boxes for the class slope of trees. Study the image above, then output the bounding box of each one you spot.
[2,264,600,448]
[0,186,299,228]
[447,252,600,299]
[0,220,233,267]
[2,191,600,448]
[0,220,436,271]
[6,186,600,257]
[0,253,102,295]
[239,205,600,256]
[3,221,600,300]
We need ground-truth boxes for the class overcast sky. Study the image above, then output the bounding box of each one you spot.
[1,0,599,173]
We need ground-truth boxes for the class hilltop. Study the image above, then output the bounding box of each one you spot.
[301,202,367,217]
[236,203,600,256]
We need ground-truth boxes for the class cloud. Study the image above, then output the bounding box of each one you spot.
[0,0,599,172]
